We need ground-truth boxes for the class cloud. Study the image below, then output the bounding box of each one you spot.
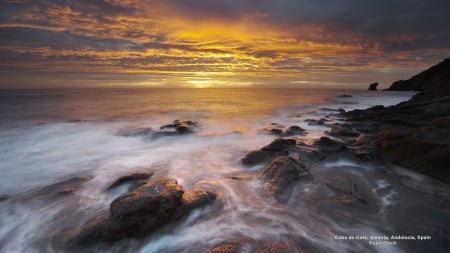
[0,0,449,87]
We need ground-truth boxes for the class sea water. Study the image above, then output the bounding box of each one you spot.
[0,88,448,253]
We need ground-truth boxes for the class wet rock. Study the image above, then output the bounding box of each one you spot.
[108,178,184,239]
[313,137,347,153]
[0,194,9,202]
[69,178,218,246]
[326,124,360,138]
[261,124,305,137]
[204,240,241,253]
[285,125,306,136]
[322,176,366,204]
[118,127,152,137]
[241,150,272,166]
[106,172,153,191]
[154,119,198,137]
[375,128,450,182]
[260,156,311,201]
[69,178,184,244]
[262,138,296,152]
[368,82,378,91]
[23,176,92,201]
[305,118,327,126]
[252,241,298,253]
[176,187,217,217]
[241,138,297,166]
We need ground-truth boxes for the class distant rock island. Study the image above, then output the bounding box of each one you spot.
[368,82,378,91]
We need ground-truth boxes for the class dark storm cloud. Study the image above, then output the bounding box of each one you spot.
[1,0,449,87]
[0,27,143,50]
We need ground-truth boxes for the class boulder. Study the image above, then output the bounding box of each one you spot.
[241,138,297,166]
[176,187,217,218]
[106,172,153,191]
[204,240,241,253]
[69,178,218,245]
[313,137,347,153]
[252,241,298,253]
[260,156,311,201]
[368,82,378,91]
[69,178,184,244]
[241,150,272,166]
[285,125,306,136]
[153,119,198,138]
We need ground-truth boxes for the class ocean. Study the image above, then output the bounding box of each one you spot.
[0,88,446,253]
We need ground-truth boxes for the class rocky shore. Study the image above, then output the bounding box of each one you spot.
[3,60,449,253]
[345,58,450,182]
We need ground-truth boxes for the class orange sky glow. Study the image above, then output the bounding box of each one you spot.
[1,0,449,88]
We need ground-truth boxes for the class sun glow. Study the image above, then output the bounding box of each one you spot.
[187,79,214,88]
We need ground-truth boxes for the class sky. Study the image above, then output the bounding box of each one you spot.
[1,0,450,88]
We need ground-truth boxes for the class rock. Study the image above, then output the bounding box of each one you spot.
[176,187,217,217]
[305,118,327,125]
[375,128,450,182]
[118,127,152,137]
[368,82,378,91]
[241,150,272,166]
[241,138,297,166]
[106,172,153,191]
[108,178,184,239]
[23,176,92,201]
[69,178,219,245]
[205,240,241,253]
[313,137,347,153]
[322,176,366,204]
[260,156,311,201]
[338,94,353,98]
[0,194,9,202]
[69,178,184,244]
[252,241,298,253]
[386,58,450,98]
[155,119,198,137]
[260,124,305,137]
[285,125,306,136]
[261,138,296,152]
[326,124,360,138]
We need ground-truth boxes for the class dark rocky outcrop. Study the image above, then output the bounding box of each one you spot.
[313,137,347,153]
[368,82,378,91]
[151,119,199,138]
[260,156,311,202]
[160,119,197,134]
[68,178,217,246]
[241,138,297,166]
[343,59,450,182]
[260,124,306,137]
[386,58,450,98]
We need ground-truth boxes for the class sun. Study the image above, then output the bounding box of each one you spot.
[187,79,214,88]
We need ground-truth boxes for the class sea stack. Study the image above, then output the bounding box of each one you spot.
[368,82,378,91]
